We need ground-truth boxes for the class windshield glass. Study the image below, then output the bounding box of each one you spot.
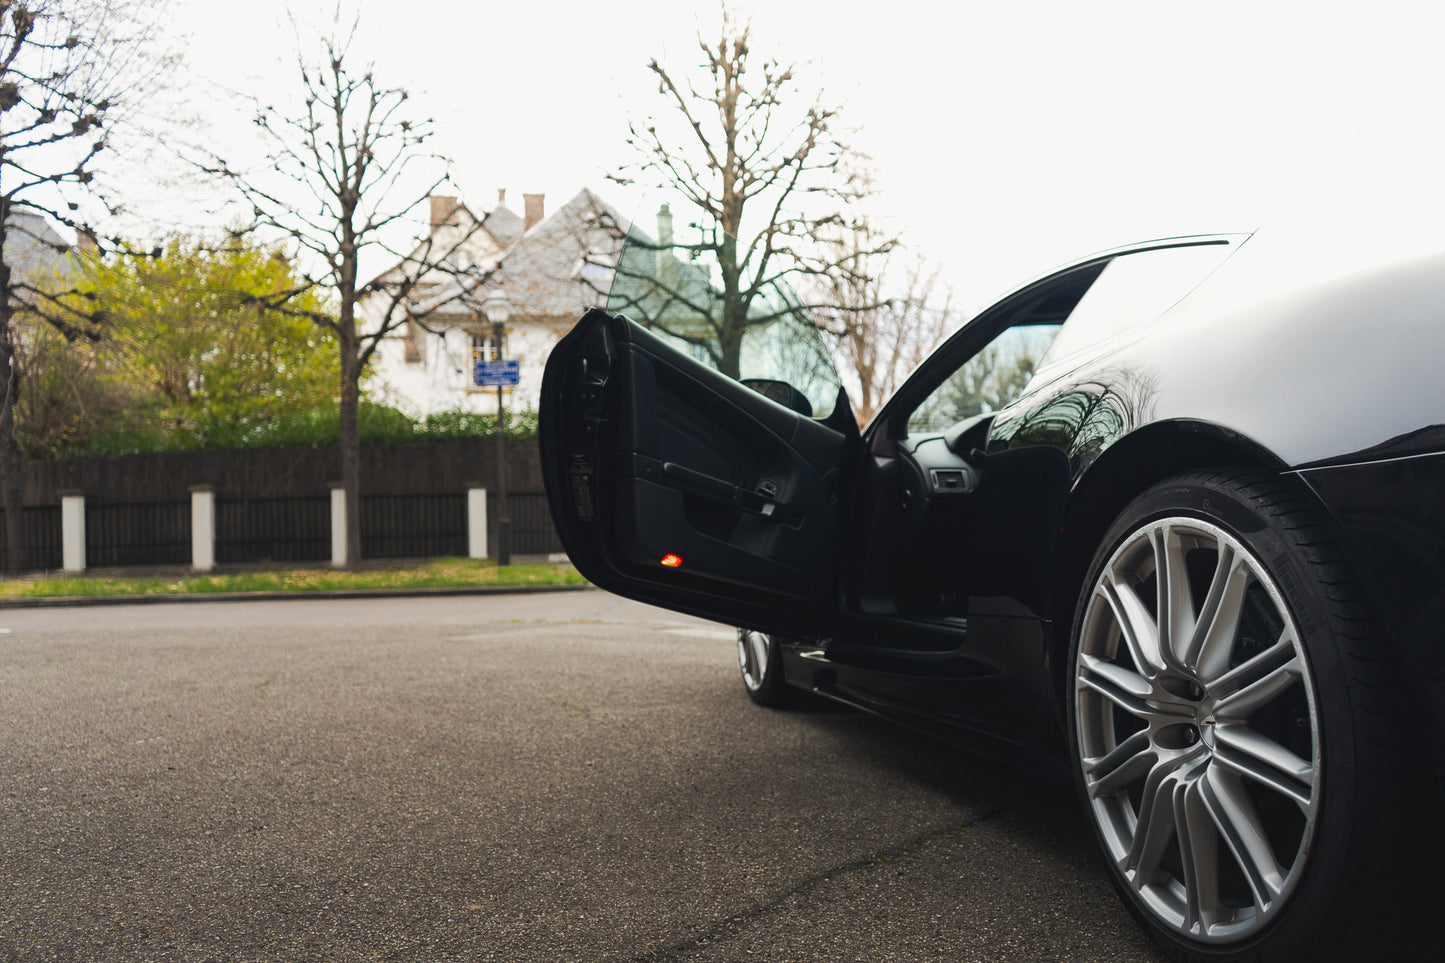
[603,195,842,419]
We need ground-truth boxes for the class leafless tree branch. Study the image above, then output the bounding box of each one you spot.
[193,14,484,565]
[610,3,894,382]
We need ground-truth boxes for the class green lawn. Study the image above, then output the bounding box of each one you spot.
[0,557,586,599]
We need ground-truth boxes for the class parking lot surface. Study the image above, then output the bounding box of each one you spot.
[1,591,1164,961]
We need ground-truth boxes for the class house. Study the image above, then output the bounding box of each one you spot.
[2,212,73,285]
[365,188,628,416]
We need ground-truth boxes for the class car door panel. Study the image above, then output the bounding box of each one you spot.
[541,309,851,635]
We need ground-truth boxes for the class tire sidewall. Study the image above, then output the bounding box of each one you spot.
[1065,475,1362,963]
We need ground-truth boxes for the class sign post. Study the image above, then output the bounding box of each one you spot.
[476,297,517,564]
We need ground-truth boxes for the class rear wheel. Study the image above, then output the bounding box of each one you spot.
[738,628,792,707]
[1068,471,1408,962]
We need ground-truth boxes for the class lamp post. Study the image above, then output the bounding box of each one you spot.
[481,293,512,566]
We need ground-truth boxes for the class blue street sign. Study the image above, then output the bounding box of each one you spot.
[474,359,520,387]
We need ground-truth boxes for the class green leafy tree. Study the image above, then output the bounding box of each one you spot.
[13,320,149,456]
[25,236,339,454]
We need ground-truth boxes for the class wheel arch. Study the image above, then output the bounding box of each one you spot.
[1040,423,1445,806]
[1040,421,1291,716]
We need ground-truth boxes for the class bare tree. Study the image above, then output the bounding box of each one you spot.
[0,0,171,570]
[206,19,485,566]
[810,217,957,423]
[608,5,888,381]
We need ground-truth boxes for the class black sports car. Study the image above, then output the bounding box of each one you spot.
[539,220,1444,962]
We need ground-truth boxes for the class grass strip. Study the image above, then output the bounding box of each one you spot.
[0,557,586,599]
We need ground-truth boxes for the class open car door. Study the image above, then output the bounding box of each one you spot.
[540,307,856,636]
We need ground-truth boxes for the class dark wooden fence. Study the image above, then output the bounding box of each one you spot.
[509,492,562,555]
[21,438,547,503]
[0,506,63,571]
[362,493,468,559]
[86,500,191,567]
[216,496,331,564]
[5,439,562,571]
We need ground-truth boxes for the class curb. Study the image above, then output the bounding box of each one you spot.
[0,582,598,609]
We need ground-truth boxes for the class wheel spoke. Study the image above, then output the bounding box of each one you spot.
[1082,730,1155,797]
[1185,546,1251,681]
[1200,767,1286,913]
[1173,774,1221,934]
[1126,752,1190,881]
[1210,631,1300,714]
[749,633,768,678]
[739,631,770,689]
[1078,655,1155,717]
[1101,572,1164,676]
[1212,725,1313,809]
[1155,526,1197,673]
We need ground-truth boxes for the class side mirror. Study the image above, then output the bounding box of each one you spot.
[741,378,813,417]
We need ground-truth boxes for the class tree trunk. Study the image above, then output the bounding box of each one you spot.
[718,231,744,379]
[0,355,26,574]
[0,257,25,573]
[338,324,362,568]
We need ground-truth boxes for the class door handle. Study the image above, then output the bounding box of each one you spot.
[661,461,736,499]
[631,455,803,525]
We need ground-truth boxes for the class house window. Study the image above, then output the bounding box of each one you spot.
[470,328,508,363]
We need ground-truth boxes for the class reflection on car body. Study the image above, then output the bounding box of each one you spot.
[539,221,1445,962]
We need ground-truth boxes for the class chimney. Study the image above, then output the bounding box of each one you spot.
[523,193,545,231]
[656,204,675,285]
[430,195,458,229]
[497,188,507,206]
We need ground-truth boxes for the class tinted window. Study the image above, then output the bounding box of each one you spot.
[907,323,1061,434]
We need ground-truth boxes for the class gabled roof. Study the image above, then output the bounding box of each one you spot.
[368,199,502,294]
[481,203,525,246]
[411,188,631,322]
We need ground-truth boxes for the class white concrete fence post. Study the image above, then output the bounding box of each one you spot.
[468,485,488,559]
[190,485,216,573]
[60,491,86,573]
[329,483,347,568]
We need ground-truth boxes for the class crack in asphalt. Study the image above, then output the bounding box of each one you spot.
[625,806,1009,961]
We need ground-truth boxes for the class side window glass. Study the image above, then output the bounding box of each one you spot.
[907,324,1061,434]
[606,195,842,419]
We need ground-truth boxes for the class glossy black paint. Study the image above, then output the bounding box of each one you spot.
[540,228,1445,775]
[1298,452,1445,767]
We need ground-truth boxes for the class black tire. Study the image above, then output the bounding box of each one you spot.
[738,628,793,707]
[1066,470,1409,963]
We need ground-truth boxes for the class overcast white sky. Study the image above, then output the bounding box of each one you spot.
[161,0,1445,312]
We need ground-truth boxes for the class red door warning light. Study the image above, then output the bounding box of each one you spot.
[660,553,684,568]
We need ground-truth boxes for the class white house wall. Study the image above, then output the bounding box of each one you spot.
[369,318,573,416]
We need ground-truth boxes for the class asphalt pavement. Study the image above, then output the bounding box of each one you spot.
[0,591,1165,962]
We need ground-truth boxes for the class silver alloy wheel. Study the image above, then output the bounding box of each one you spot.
[739,629,770,693]
[1074,516,1320,944]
